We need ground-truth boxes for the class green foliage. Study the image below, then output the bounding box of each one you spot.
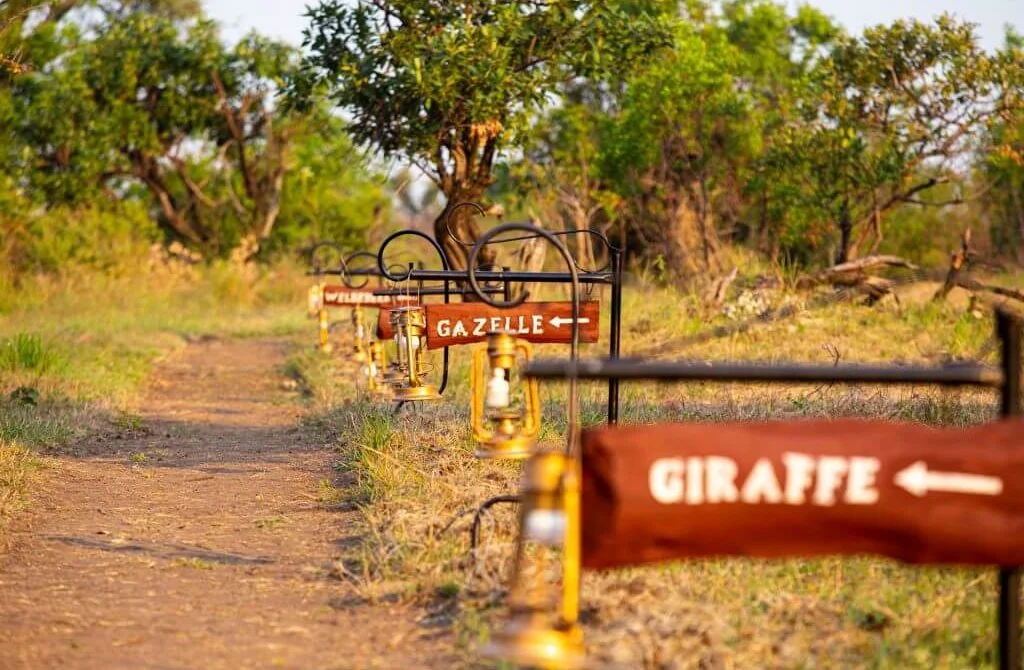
[0,3,382,272]
[269,116,390,260]
[298,0,673,201]
[0,333,65,374]
[761,15,1024,264]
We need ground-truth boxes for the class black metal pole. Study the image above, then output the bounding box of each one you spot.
[502,266,512,303]
[998,309,1021,670]
[524,358,1003,388]
[607,249,623,425]
[386,268,612,285]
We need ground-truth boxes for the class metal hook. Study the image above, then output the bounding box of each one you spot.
[308,240,346,277]
[340,250,379,289]
[443,202,619,276]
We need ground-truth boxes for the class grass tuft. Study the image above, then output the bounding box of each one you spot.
[0,333,66,374]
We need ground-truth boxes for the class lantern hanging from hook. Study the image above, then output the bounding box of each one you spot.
[364,340,391,399]
[482,451,583,670]
[350,306,368,363]
[389,305,440,402]
[471,331,541,459]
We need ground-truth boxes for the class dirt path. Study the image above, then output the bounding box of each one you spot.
[0,338,455,670]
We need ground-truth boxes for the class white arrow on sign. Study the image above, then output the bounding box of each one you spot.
[550,316,591,329]
[894,461,1003,497]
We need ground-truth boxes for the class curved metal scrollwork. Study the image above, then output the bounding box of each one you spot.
[466,222,582,456]
[442,201,620,275]
[374,229,453,396]
[339,250,380,289]
[309,240,345,276]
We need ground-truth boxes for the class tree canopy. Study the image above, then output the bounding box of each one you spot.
[298,0,674,268]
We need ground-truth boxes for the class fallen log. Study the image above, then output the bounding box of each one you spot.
[795,255,918,291]
[957,277,1024,303]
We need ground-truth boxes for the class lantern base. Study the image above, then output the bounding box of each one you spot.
[475,434,536,460]
[482,613,584,670]
[317,343,334,354]
[351,348,367,363]
[393,383,441,402]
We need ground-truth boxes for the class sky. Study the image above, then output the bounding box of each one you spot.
[205,0,1024,51]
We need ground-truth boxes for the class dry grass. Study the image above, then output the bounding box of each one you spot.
[0,441,42,534]
[298,278,1013,669]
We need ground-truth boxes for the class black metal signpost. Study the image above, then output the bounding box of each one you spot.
[374,221,624,422]
[520,310,1022,670]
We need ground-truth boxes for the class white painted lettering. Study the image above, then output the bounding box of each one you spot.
[532,315,543,334]
[649,458,686,504]
[845,457,880,504]
[472,318,487,336]
[782,452,816,504]
[812,456,848,506]
[705,456,739,503]
[436,319,451,338]
[453,321,468,337]
[740,458,784,503]
[685,457,704,504]
[490,316,502,333]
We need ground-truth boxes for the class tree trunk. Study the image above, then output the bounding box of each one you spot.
[433,190,497,301]
[835,199,853,265]
[434,191,488,270]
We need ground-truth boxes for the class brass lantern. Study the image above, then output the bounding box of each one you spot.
[307,283,323,318]
[382,309,407,386]
[364,340,391,398]
[350,306,368,363]
[471,331,541,459]
[308,284,332,354]
[483,451,584,670]
[390,305,440,402]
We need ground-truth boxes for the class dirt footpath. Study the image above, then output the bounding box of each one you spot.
[0,338,455,670]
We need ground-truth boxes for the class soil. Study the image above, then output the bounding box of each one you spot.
[0,338,457,670]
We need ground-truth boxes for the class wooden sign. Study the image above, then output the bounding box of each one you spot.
[321,286,417,307]
[580,419,1024,570]
[377,301,600,348]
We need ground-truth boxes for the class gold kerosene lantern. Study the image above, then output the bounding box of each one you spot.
[361,340,391,398]
[388,305,440,402]
[308,283,332,353]
[350,306,368,363]
[482,451,584,669]
[470,331,541,459]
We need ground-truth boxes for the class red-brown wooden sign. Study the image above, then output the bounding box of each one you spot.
[321,286,418,307]
[580,419,1024,570]
[376,301,600,348]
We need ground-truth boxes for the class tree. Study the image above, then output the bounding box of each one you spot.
[599,24,748,277]
[7,14,310,259]
[762,15,1024,265]
[978,29,1024,260]
[297,0,672,269]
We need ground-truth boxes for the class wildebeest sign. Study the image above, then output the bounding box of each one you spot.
[320,285,417,307]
